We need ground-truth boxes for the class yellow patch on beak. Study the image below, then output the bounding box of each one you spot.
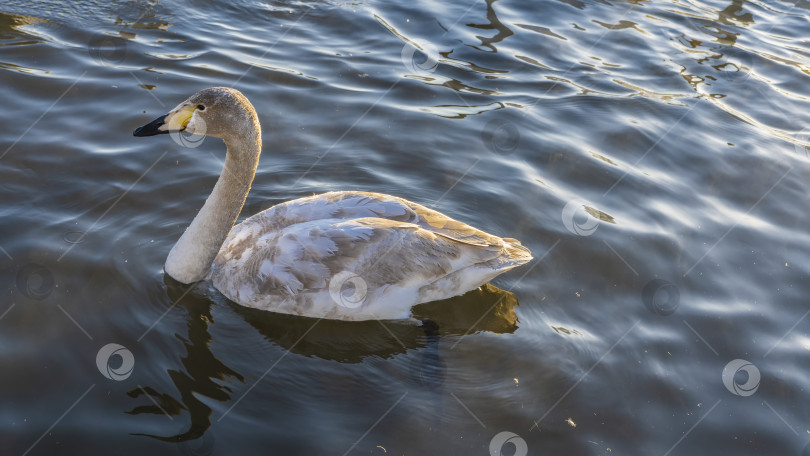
[164,105,197,131]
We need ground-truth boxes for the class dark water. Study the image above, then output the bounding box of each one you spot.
[2,0,810,454]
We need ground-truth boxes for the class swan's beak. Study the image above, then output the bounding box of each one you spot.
[133,114,168,136]
[133,104,196,137]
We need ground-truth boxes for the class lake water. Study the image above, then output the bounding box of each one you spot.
[2,0,810,454]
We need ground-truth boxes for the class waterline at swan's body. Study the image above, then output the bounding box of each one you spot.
[134,87,532,321]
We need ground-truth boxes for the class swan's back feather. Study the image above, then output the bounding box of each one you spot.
[209,191,531,320]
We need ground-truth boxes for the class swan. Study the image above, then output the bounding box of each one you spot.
[133,87,532,321]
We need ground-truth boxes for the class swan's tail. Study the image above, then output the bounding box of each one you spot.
[498,238,533,270]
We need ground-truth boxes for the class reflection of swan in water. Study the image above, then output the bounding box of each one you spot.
[127,281,522,443]
[133,87,531,321]
[127,279,243,444]
[235,283,521,361]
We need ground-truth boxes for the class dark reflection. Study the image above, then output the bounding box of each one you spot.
[236,282,520,362]
[717,0,755,27]
[126,278,245,443]
[593,19,641,31]
[666,0,759,93]
[557,0,586,10]
[128,280,519,441]
[440,77,500,96]
[467,0,514,52]
[412,283,520,334]
[416,319,446,389]
[0,12,42,39]
[703,0,754,60]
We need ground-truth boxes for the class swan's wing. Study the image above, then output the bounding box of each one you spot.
[237,190,526,249]
[231,191,417,234]
[211,216,529,320]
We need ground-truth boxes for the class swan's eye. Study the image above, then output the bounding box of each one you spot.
[197,104,205,111]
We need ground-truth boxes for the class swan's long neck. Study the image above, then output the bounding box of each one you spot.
[165,129,261,283]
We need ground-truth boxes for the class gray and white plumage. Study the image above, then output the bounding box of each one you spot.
[210,191,531,320]
[134,87,532,321]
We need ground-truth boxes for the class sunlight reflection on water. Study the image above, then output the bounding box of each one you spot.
[1,0,809,454]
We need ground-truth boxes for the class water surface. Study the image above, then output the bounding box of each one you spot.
[1,0,810,454]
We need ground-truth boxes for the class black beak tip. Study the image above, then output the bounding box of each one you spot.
[133,114,168,137]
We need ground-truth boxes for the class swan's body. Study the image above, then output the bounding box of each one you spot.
[134,87,531,320]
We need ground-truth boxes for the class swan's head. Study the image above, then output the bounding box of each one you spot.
[133,87,259,140]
